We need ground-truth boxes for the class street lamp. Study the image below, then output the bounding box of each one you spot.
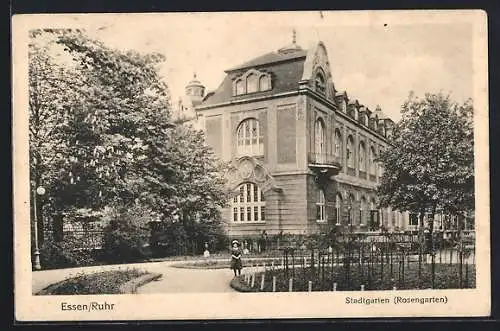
[32,185,46,270]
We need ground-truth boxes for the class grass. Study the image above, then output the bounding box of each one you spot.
[36,269,153,295]
[235,262,476,292]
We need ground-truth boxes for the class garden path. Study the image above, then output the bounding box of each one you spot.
[136,263,237,293]
[31,260,239,294]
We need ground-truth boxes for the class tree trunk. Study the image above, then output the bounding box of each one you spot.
[418,210,425,230]
[428,203,438,254]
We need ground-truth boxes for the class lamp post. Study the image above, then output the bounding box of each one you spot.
[32,185,46,270]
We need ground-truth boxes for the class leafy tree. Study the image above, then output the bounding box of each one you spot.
[100,204,152,263]
[29,29,229,261]
[377,92,474,240]
[139,123,230,254]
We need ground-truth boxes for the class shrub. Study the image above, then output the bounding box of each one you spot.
[38,237,97,270]
[100,205,151,264]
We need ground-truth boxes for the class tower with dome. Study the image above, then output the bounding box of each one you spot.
[172,73,206,130]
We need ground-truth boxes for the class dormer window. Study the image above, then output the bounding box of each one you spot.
[233,69,272,96]
[315,72,326,95]
[259,75,270,91]
[235,79,245,95]
[246,73,258,93]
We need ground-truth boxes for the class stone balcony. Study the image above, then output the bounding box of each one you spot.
[308,152,342,179]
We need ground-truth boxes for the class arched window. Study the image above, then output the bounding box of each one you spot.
[236,118,264,156]
[259,75,270,91]
[231,182,265,222]
[315,72,326,95]
[347,193,355,226]
[369,198,379,230]
[360,196,367,225]
[360,112,367,126]
[359,141,366,171]
[341,99,347,113]
[315,118,325,162]
[334,129,342,160]
[246,73,258,93]
[335,193,342,225]
[346,135,355,168]
[235,79,245,95]
[369,146,377,175]
[378,147,385,178]
[316,189,326,222]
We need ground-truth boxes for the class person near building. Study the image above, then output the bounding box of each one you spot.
[230,240,243,277]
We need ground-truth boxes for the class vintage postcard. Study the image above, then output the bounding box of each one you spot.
[12,10,490,321]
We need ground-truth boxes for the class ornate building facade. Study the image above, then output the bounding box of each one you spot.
[192,37,449,239]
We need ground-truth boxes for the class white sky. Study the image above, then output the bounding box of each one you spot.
[74,11,474,122]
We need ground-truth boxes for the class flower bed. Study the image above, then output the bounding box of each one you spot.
[170,258,282,269]
[36,269,161,295]
[234,263,476,292]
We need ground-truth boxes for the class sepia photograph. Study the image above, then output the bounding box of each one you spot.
[12,10,490,321]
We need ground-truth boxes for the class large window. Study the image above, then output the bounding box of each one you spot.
[231,183,265,222]
[359,141,366,171]
[335,193,342,225]
[316,189,326,222]
[334,129,342,160]
[378,148,385,177]
[360,196,367,225]
[369,146,377,175]
[315,118,325,162]
[346,135,355,168]
[236,118,264,156]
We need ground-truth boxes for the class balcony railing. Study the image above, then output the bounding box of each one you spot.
[308,153,342,178]
[308,152,342,167]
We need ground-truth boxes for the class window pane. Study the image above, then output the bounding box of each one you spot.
[233,183,266,222]
[246,185,251,202]
[260,76,269,91]
[247,74,258,93]
[236,80,244,95]
[261,206,265,221]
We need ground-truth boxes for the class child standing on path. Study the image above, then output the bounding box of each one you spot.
[230,240,243,277]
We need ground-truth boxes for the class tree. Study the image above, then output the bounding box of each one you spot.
[138,123,230,253]
[29,29,87,243]
[377,92,474,240]
[29,29,229,260]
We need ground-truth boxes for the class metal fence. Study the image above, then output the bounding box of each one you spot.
[238,231,476,291]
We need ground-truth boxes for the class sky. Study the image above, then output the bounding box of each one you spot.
[74,11,474,122]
